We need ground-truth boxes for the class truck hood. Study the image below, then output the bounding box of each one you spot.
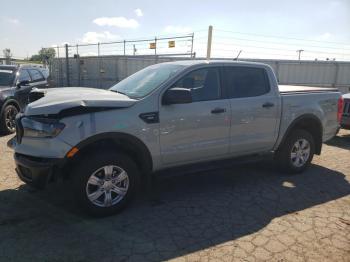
[25,87,137,116]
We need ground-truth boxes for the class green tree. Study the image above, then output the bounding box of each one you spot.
[3,48,12,64]
[29,54,41,62]
[3,48,12,59]
[30,48,56,62]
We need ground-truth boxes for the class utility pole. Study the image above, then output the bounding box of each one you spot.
[190,33,194,58]
[297,49,304,60]
[65,44,70,87]
[206,25,213,60]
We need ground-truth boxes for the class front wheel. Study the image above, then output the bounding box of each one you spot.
[275,129,315,173]
[72,151,140,216]
[1,104,18,135]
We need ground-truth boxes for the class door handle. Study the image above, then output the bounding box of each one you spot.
[211,108,226,114]
[262,102,274,108]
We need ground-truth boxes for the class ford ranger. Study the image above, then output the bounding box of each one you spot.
[8,60,342,216]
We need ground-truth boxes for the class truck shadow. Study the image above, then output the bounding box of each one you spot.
[325,131,350,150]
[0,163,349,261]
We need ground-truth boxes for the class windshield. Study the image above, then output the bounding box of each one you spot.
[0,69,15,86]
[109,63,185,99]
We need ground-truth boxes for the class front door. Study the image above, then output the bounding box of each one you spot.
[159,67,231,165]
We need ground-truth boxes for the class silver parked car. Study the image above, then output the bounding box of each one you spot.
[8,60,342,216]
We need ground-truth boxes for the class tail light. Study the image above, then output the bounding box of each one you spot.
[337,97,344,123]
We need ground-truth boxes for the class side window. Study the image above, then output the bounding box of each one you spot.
[173,68,221,102]
[18,69,31,82]
[28,69,45,82]
[225,67,270,98]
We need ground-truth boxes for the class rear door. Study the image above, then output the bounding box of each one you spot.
[223,66,280,155]
[159,67,231,165]
[28,69,48,89]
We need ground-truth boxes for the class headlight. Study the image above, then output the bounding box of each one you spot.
[21,117,65,138]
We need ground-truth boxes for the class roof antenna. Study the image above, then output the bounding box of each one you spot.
[234,50,242,61]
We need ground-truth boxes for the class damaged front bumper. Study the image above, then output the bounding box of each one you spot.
[13,151,65,189]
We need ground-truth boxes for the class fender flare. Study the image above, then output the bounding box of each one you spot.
[277,114,323,154]
[0,98,20,116]
[69,132,153,173]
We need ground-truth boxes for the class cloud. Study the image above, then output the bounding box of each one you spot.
[93,17,139,28]
[2,17,20,25]
[134,8,143,17]
[319,32,331,40]
[80,31,120,44]
[163,26,192,34]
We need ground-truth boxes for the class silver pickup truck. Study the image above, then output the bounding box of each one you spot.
[8,60,342,216]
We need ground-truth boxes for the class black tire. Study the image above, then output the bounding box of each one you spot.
[0,104,18,135]
[71,150,140,217]
[275,129,315,174]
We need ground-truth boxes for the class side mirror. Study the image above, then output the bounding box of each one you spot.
[163,87,192,105]
[17,80,30,88]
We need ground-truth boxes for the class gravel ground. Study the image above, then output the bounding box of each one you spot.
[0,130,349,262]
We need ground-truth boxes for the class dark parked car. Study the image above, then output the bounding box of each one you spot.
[341,93,350,129]
[0,64,49,134]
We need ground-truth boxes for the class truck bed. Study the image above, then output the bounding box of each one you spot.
[277,85,340,144]
[279,85,338,95]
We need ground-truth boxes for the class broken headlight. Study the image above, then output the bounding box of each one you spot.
[21,117,65,138]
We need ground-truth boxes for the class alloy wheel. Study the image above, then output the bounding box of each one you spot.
[290,138,311,168]
[85,165,129,207]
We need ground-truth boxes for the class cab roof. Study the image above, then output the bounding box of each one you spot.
[161,59,270,68]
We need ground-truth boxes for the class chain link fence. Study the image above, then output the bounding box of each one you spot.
[46,30,350,93]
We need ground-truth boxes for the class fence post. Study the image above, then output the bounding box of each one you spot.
[154,37,157,56]
[56,46,60,86]
[191,33,194,58]
[65,44,70,87]
[206,25,213,60]
[123,40,126,56]
[98,43,101,88]
[75,44,80,86]
[333,62,339,88]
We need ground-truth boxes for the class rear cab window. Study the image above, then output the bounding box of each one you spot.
[28,69,45,82]
[223,66,270,98]
[18,69,32,82]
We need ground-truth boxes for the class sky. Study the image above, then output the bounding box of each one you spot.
[0,0,349,60]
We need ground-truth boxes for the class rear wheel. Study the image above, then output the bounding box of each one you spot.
[72,151,140,216]
[0,104,18,135]
[275,129,315,173]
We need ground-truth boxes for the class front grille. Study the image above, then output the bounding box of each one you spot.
[18,166,33,181]
[343,99,350,116]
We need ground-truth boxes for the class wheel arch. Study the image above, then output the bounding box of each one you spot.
[278,114,323,155]
[1,98,20,115]
[66,132,153,175]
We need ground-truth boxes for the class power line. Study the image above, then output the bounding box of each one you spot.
[215,29,350,46]
[214,36,350,51]
[212,41,350,56]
